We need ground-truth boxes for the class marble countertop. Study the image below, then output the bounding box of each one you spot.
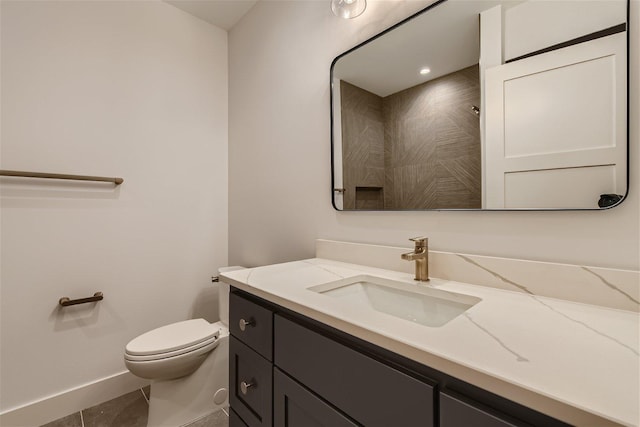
[220,258,639,427]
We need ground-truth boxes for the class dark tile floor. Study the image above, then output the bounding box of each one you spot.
[40,387,228,427]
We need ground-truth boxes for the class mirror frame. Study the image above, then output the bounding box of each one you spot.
[329,0,630,212]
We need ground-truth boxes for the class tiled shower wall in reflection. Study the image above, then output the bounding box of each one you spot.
[340,80,386,209]
[340,65,481,209]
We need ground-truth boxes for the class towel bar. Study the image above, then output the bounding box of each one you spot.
[0,170,123,185]
[59,292,104,307]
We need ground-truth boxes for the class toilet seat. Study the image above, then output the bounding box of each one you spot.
[125,334,220,362]
[125,319,221,361]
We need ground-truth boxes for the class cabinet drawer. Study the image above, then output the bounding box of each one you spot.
[440,391,531,427]
[230,409,250,427]
[230,292,273,360]
[230,336,273,427]
[274,315,435,427]
[274,368,358,427]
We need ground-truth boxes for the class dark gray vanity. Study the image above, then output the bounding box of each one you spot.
[228,288,570,427]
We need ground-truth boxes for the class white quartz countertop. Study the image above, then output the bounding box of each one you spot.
[220,258,640,427]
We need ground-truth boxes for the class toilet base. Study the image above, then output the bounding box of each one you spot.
[147,336,229,427]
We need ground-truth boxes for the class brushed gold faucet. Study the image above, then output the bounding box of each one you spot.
[401,236,430,281]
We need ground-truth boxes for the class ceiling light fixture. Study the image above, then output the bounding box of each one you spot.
[331,0,367,19]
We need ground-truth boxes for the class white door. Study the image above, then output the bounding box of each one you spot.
[484,32,626,209]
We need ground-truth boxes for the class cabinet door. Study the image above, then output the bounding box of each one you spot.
[230,409,250,427]
[230,336,273,427]
[440,391,531,427]
[274,368,359,427]
[275,315,434,427]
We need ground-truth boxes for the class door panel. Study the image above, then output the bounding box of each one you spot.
[485,32,626,208]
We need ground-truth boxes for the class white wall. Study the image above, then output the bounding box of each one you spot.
[504,0,627,60]
[0,0,228,415]
[228,0,639,270]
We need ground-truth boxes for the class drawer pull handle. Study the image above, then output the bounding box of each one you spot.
[240,380,254,395]
[239,318,255,331]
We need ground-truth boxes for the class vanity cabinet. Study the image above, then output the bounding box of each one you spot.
[229,289,569,427]
[229,293,274,427]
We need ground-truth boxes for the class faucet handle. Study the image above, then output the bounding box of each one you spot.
[409,236,428,245]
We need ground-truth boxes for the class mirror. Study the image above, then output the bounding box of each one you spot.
[331,0,628,210]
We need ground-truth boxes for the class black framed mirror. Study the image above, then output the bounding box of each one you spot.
[330,0,629,210]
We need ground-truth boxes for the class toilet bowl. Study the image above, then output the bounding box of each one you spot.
[124,266,244,427]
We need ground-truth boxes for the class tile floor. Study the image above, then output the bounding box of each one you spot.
[40,386,229,427]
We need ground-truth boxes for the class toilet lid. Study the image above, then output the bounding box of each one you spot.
[124,334,220,362]
[126,319,220,356]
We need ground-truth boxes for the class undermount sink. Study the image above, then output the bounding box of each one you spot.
[308,275,481,327]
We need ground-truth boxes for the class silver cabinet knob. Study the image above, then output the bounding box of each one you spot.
[240,380,254,395]
[239,318,254,331]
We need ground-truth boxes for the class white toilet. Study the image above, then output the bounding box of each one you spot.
[124,266,243,427]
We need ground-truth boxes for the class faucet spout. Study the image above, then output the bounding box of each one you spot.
[402,237,430,281]
[401,249,426,261]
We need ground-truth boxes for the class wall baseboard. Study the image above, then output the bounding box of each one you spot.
[0,371,148,427]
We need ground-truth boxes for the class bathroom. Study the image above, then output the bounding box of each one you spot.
[0,0,638,426]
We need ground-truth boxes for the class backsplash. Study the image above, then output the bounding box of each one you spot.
[316,239,639,312]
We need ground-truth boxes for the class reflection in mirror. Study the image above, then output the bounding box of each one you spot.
[331,0,628,210]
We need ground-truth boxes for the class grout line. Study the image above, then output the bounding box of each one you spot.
[140,388,149,404]
[80,410,85,427]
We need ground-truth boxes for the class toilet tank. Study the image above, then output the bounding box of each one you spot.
[217,266,245,327]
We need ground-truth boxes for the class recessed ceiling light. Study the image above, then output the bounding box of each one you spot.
[419,67,431,75]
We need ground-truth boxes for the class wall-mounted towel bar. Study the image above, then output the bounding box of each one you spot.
[59,292,104,307]
[0,170,123,185]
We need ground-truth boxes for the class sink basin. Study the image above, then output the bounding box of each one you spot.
[308,275,481,327]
